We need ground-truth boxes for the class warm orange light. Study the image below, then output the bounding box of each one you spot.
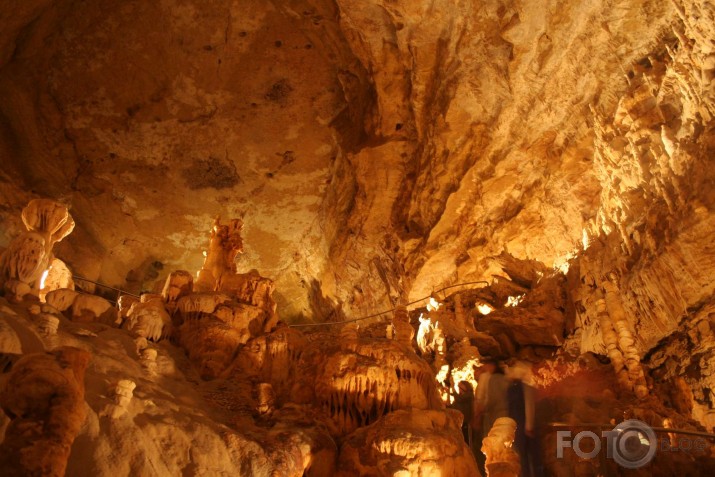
[505,294,524,307]
[40,267,51,290]
[426,296,441,311]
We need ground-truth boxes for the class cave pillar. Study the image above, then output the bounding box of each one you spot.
[601,275,648,398]
[596,297,631,391]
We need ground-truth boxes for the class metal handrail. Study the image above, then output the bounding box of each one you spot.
[289,280,489,328]
[69,275,490,327]
[547,422,715,440]
[72,275,141,299]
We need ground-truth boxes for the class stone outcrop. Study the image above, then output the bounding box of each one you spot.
[0,200,75,300]
[0,0,687,321]
[475,272,567,347]
[337,408,480,476]
[0,346,90,477]
[123,296,172,342]
[481,417,520,477]
[0,1,714,475]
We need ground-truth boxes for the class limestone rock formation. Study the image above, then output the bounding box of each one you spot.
[0,1,715,476]
[160,270,193,309]
[45,289,79,313]
[0,346,90,477]
[195,218,245,293]
[0,232,47,300]
[70,294,116,325]
[39,258,75,301]
[337,409,480,476]
[123,297,172,342]
[0,200,74,300]
[481,417,520,477]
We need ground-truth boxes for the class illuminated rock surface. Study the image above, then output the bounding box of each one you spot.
[1,0,715,475]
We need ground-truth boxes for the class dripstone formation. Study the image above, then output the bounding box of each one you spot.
[1,0,715,476]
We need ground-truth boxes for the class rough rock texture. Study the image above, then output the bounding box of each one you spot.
[481,417,520,477]
[0,293,483,476]
[0,0,351,319]
[0,0,701,324]
[0,346,90,477]
[1,0,715,475]
[336,409,480,476]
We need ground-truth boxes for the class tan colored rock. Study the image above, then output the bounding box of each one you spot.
[391,305,414,347]
[255,382,276,417]
[133,336,148,355]
[45,288,79,312]
[102,379,136,419]
[233,326,308,400]
[124,299,172,342]
[139,347,158,375]
[21,199,75,248]
[195,218,244,292]
[177,299,267,380]
[140,293,163,303]
[450,338,481,395]
[476,273,566,346]
[38,313,60,336]
[0,347,90,477]
[0,232,47,295]
[70,294,116,324]
[2,279,33,303]
[218,270,278,330]
[482,417,520,477]
[340,323,359,346]
[117,294,139,322]
[176,292,232,319]
[336,409,480,476]
[0,200,75,299]
[161,270,193,304]
[313,339,440,435]
[113,379,136,407]
[0,318,22,354]
[39,258,74,301]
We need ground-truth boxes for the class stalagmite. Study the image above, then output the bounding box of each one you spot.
[103,379,136,419]
[0,347,90,477]
[391,305,414,347]
[482,417,520,477]
[256,382,276,417]
[1,3,715,475]
[603,275,649,398]
[596,297,631,391]
[124,297,172,341]
[161,270,193,308]
[139,348,158,375]
[195,218,244,292]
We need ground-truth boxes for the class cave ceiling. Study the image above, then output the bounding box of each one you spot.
[0,0,689,321]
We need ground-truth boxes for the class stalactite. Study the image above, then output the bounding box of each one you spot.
[602,275,649,398]
[596,297,631,391]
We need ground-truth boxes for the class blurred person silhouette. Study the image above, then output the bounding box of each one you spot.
[450,380,474,446]
[473,358,509,474]
[506,360,543,477]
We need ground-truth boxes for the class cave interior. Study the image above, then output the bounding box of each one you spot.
[1,0,715,476]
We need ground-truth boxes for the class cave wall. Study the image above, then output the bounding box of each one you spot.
[566,0,715,429]
[0,0,712,335]
[0,0,368,319]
